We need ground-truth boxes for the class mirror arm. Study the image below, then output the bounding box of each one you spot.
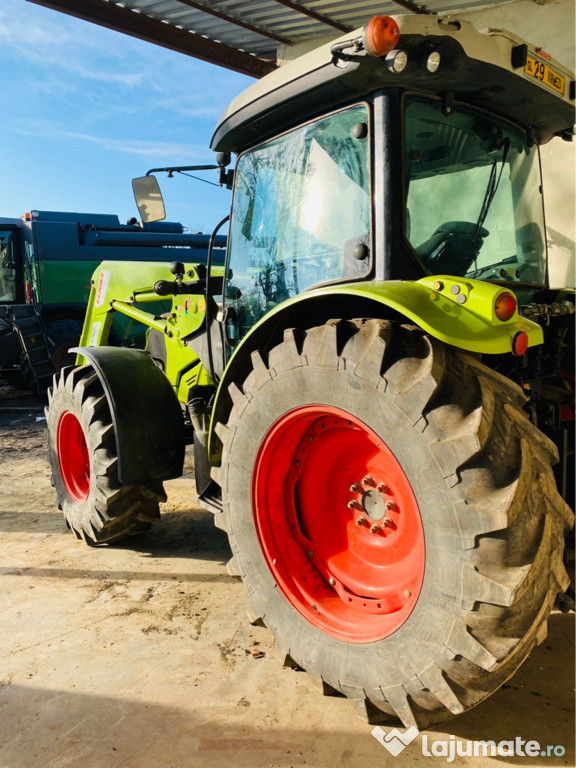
[145,165,220,177]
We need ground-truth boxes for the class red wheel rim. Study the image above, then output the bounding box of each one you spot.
[57,411,90,502]
[252,406,425,643]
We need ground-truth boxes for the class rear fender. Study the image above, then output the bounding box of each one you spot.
[208,277,543,460]
[72,346,185,483]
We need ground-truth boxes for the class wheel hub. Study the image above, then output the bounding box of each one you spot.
[252,404,425,643]
[361,488,388,521]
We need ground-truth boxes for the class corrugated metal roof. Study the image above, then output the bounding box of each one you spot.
[27,0,517,77]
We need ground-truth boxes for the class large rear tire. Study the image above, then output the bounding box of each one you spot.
[46,364,165,544]
[46,319,85,371]
[216,319,573,728]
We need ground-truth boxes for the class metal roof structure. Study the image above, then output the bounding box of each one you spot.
[27,0,518,78]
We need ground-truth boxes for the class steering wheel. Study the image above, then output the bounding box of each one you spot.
[415,221,489,275]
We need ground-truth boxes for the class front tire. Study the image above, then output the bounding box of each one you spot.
[46,365,165,544]
[217,319,573,728]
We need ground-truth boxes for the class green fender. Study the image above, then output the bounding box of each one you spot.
[208,276,542,460]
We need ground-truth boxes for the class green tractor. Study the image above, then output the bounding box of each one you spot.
[46,15,574,729]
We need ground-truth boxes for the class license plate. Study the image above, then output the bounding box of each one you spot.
[525,54,565,95]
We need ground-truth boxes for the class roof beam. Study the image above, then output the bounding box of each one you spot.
[270,0,353,33]
[389,0,431,15]
[177,0,292,46]
[26,0,277,78]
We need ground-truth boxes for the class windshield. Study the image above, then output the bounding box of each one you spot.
[226,104,371,341]
[404,97,546,285]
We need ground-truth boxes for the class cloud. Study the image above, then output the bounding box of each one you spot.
[0,3,148,87]
[7,116,207,159]
[0,1,74,49]
[1,0,250,126]
[62,63,147,88]
[0,1,241,224]
[61,132,208,159]
[152,93,231,121]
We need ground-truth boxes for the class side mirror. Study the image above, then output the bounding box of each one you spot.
[132,176,166,223]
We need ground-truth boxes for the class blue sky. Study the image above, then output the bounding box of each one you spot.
[1,0,253,233]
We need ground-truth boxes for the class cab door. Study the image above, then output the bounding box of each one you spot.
[0,227,24,304]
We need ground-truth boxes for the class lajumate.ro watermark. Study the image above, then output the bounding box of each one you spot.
[371,725,567,762]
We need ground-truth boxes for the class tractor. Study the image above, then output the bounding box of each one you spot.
[45,14,574,729]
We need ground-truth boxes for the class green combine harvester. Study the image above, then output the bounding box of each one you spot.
[0,208,224,391]
[46,14,574,729]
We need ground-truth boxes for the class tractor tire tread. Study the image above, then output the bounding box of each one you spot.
[216,319,572,728]
[46,364,164,545]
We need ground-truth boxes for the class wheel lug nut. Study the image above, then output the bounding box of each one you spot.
[355,516,368,527]
[386,500,397,512]
[348,499,362,510]
[369,524,382,535]
[350,482,363,493]
[383,517,394,528]
[362,475,376,487]
[377,482,388,493]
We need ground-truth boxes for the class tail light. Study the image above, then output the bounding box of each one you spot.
[494,291,517,321]
[512,331,529,356]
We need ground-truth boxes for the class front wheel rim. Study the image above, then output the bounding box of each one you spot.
[57,411,90,503]
[252,405,425,643]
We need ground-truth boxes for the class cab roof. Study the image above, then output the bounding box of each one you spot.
[211,14,575,152]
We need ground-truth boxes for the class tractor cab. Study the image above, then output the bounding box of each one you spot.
[211,14,573,346]
[221,91,551,345]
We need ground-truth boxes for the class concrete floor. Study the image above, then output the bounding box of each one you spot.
[0,387,574,768]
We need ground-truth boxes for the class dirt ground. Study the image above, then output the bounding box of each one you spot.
[0,379,574,768]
